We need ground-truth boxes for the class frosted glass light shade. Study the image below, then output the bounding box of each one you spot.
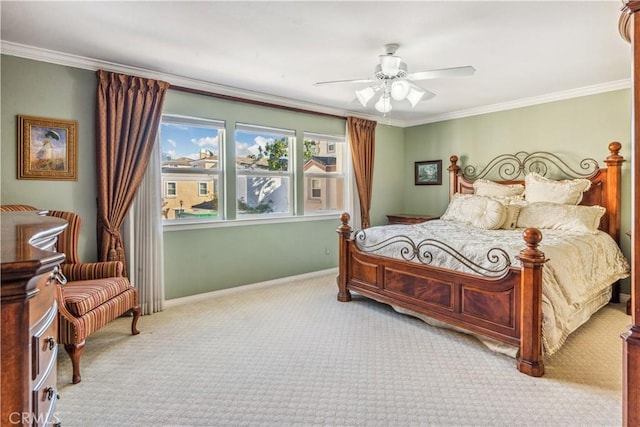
[406,87,426,107]
[355,87,376,107]
[390,80,410,101]
[379,55,402,76]
[374,95,392,113]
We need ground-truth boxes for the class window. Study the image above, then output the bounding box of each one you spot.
[235,124,294,217]
[160,115,224,221]
[311,179,321,198]
[198,182,208,197]
[303,132,346,215]
[165,181,177,198]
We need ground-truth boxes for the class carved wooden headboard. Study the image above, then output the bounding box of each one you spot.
[447,142,624,242]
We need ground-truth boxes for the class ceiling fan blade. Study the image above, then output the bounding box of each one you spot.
[421,89,437,101]
[313,78,377,86]
[407,66,476,81]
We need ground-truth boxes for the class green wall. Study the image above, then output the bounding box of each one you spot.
[403,89,632,293]
[1,54,631,297]
[1,56,99,261]
[0,55,405,300]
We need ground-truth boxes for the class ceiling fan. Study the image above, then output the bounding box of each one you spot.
[314,43,475,113]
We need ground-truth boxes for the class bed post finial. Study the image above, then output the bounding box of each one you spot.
[608,141,622,158]
[604,142,624,243]
[448,156,460,198]
[517,227,546,377]
[336,213,352,302]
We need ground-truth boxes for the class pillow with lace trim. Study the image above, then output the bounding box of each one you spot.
[473,179,525,198]
[524,172,591,205]
[441,194,507,230]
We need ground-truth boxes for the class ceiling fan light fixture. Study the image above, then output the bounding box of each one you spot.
[379,55,402,77]
[406,87,426,107]
[374,94,393,113]
[390,80,410,101]
[355,86,376,107]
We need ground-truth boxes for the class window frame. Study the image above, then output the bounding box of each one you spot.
[165,181,177,198]
[302,132,347,217]
[160,114,225,224]
[198,182,208,197]
[235,123,296,218]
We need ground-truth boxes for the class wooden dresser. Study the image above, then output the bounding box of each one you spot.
[1,212,67,427]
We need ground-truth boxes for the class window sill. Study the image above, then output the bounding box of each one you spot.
[162,212,342,232]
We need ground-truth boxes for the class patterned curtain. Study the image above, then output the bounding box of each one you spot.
[95,70,169,268]
[346,116,377,229]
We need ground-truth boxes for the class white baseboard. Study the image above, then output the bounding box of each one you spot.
[164,268,338,309]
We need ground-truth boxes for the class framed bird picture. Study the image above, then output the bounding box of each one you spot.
[18,115,78,180]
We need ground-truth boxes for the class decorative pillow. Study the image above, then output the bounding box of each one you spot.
[441,194,507,230]
[500,203,523,230]
[524,172,591,205]
[516,202,605,233]
[473,179,525,198]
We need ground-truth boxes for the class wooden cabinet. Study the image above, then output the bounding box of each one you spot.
[1,212,67,426]
[386,214,438,225]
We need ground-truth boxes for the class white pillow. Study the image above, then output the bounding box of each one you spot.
[473,179,525,198]
[500,203,522,230]
[516,202,605,233]
[524,172,591,205]
[441,194,507,230]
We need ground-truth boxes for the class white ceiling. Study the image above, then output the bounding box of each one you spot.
[0,1,632,127]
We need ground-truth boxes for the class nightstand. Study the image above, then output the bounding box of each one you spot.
[386,214,438,225]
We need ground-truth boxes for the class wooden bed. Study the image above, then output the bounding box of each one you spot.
[336,142,624,377]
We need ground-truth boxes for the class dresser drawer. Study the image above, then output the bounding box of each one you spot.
[32,359,58,427]
[29,268,59,326]
[31,301,58,382]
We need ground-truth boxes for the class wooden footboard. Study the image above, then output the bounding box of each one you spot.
[337,212,547,377]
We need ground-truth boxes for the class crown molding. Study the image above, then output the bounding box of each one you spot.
[1,40,628,129]
[404,78,632,127]
[1,41,406,127]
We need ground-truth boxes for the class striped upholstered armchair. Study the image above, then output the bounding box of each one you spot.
[0,205,140,383]
[48,210,141,384]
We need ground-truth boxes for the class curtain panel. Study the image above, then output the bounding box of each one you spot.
[346,116,377,229]
[95,70,169,267]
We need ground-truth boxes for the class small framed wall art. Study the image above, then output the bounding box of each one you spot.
[18,115,78,180]
[414,160,442,185]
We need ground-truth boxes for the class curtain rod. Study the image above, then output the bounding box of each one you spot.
[170,85,346,120]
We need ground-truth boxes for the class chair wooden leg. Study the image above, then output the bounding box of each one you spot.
[64,341,86,384]
[131,305,141,335]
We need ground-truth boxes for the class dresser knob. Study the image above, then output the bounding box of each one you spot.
[46,336,56,350]
[45,387,56,401]
[50,266,67,286]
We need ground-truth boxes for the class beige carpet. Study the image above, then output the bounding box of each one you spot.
[56,273,627,426]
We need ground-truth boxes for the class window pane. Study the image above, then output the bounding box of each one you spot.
[161,117,223,221]
[305,176,344,211]
[236,124,293,216]
[237,176,290,215]
[236,127,291,172]
[303,134,345,214]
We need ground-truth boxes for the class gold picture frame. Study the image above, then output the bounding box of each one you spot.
[18,115,78,180]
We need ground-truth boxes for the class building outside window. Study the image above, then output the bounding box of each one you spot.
[303,132,346,215]
[235,123,294,217]
[160,115,224,221]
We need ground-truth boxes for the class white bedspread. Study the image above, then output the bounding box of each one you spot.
[354,220,629,355]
